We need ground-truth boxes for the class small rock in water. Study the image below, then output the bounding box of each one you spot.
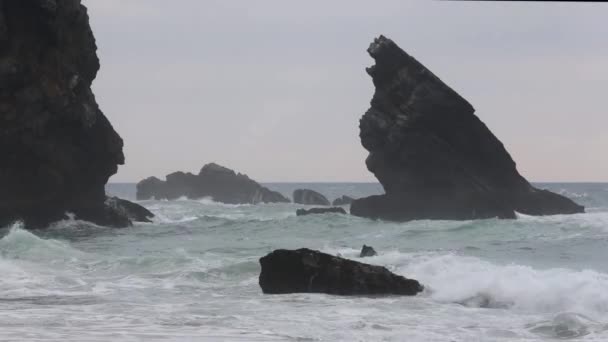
[259,248,423,296]
[293,189,330,206]
[360,245,377,257]
[332,195,354,206]
[296,207,347,216]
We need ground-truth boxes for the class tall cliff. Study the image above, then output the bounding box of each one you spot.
[350,36,584,221]
[0,0,146,228]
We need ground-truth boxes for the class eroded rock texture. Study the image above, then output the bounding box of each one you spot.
[136,163,290,204]
[350,36,584,221]
[0,0,150,228]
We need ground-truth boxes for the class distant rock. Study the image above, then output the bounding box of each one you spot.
[259,248,423,295]
[350,35,584,221]
[332,195,355,206]
[136,163,290,204]
[360,245,377,257]
[296,207,347,216]
[293,189,330,206]
[0,0,144,228]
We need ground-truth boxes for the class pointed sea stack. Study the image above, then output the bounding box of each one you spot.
[350,36,584,221]
[0,0,151,228]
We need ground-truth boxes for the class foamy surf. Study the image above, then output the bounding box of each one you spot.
[0,182,605,341]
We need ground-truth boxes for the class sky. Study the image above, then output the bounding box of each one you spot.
[82,0,608,183]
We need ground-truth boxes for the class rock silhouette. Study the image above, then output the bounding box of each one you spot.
[350,35,584,221]
[360,245,378,257]
[332,195,355,206]
[293,189,330,206]
[136,163,290,204]
[0,0,152,228]
[259,248,423,296]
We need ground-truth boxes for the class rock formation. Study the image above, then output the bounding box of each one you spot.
[360,245,377,257]
[0,0,152,228]
[259,248,423,296]
[293,189,330,206]
[136,163,290,204]
[105,197,154,223]
[296,207,347,216]
[332,195,354,206]
[350,35,584,221]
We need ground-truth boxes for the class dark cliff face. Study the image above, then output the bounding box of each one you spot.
[0,0,143,228]
[351,36,584,221]
[136,163,291,204]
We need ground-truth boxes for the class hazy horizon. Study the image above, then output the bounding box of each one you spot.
[84,0,608,183]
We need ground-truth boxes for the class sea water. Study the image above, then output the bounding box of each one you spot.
[0,182,607,341]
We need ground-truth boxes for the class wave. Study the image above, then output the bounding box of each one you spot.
[0,223,85,262]
[396,252,608,318]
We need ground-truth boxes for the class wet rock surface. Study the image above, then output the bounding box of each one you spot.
[351,35,584,221]
[296,207,347,216]
[259,248,423,296]
[360,245,378,257]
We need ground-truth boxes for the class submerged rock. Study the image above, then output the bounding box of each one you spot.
[0,0,146,228]
[259,248,423,295]
[136,163,290,204]
[350,35,584,221]
[332,195,355,206]
[293,189,330,206]
[296,207,347,216]
[360,245,378,257]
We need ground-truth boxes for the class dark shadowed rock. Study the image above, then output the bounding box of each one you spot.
[332,195,355,206]
[360,245,378,257]
[136,163,290,204]
[259,248,423,296]
[105,197,154,223]
[293,189,330,206]
[0,0,141,228]
[296,207,347,216]
[350,35,584,221]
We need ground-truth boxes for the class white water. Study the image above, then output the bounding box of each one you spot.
[0,183,607,341]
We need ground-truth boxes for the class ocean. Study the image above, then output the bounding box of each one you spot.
[1,182,607,341]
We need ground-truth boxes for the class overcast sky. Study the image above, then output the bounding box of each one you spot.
[83,0,608,183]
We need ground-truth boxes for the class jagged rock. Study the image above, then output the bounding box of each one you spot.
[293,189,330,206]
[105,197,154,223]
[350,35,584,221]
[332,195,355,206]
[136,163,290,204]
[259,248,423,295]
[296,207,347,216]
[0,0,139,228]
[360,245,377,257]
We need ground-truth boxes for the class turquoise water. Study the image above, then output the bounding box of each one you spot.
[0,183,606,341]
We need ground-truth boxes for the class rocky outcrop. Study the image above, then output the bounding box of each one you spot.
[105,197,154,223]
[296,207,347,216]
[0,0,151,228]
[332,195,354,206]
[350,36,584,221]
[360,245,377,257]
[293,189,330,206]
[259,248,423,295]
[136,163,290,204]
